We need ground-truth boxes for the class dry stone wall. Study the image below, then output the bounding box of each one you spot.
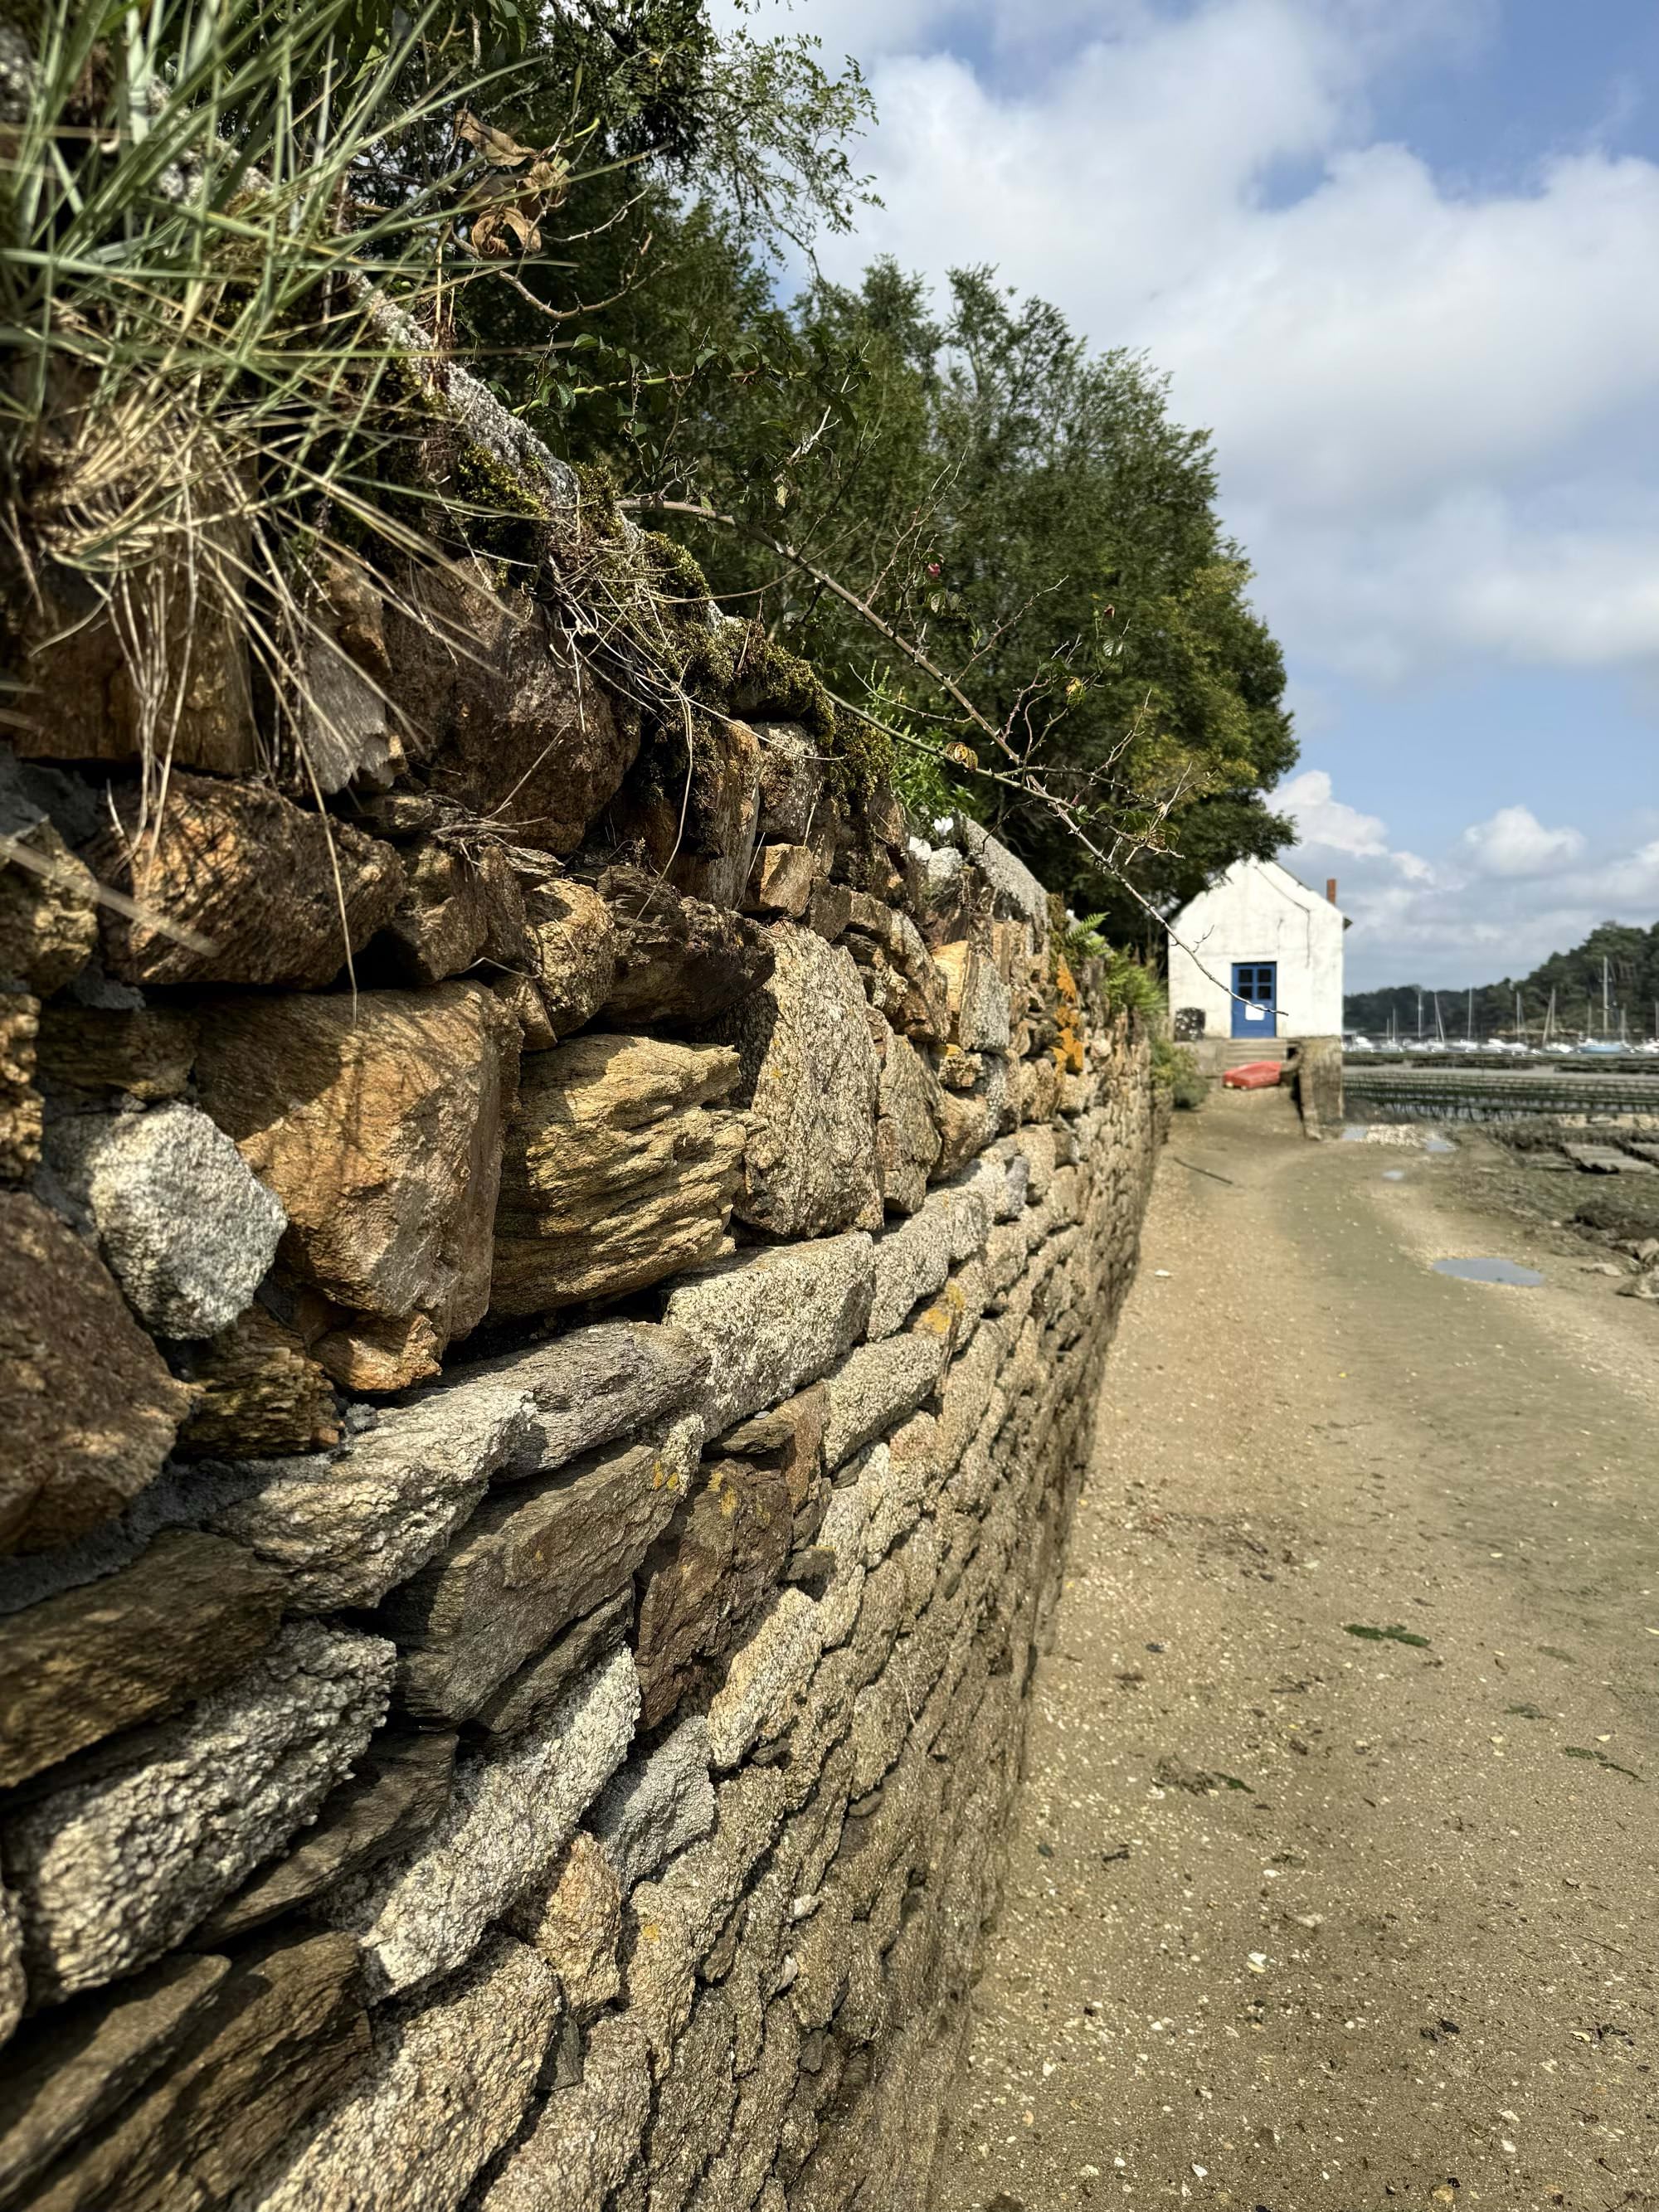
[0,361,1165,2212]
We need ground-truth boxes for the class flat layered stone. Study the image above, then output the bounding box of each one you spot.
[661,1233,875,1435]
[480,2015,651,2212]
[172,1308,337,1461]
[0,1192,192,1558]
[819,1334,947,1474]
[87,775,403,990]
[34,1006,198,1101]
[705,1590,825,1769]
[506,1833,621,2016]
[0,1953,229,2205]
[204,1373,538,1610]
[844,902,949,1044]
[0,1532,285,1790]
[7,1623,395,2004]
[635,1455,796,1731]
[461,1320,708,1476]
[745,841,815,917]
[235,1935,560,2212]
[196,984,518,1389]
[600,867,775,1028]
[519,878,615,1038]
[490,1033,744,1317]
[710,923,883,1239]
[471,1592,633,1742]
[377,1418,698,1723]
[0,821,97,996]
[590,1718,715,1893]
[46,1103,285,1340]
[329,1648,639,1997]
[197,1733,457,1943]
[866,1179,995,1339]
[933,932,1013,1053]
[22,1933,367,2212]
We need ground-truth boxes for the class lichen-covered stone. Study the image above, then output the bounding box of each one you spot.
[480,2015,651,2212]
[866,1179,994,1340]
[233,1935,560,2212]
[377,1418,698,1723]
[195,983,518,1386]
[591,1718,715,1893]
[0,1952,228,2203]
[711,923,883,1239]
[600,866,774,1027]
[0,1531,285,1790]
[490,1032,743,1316]
[202,1366,538,1610]
[932,1084,994,1180]
[7,1623,394,2004]
[329,1648,639,1998]
[507,1831,622,2017]
[0,820,97,996]
[463,1320,709,1473]
[22,1932,367,2212]
[87,775,403,989]
[661,1232,875,1434]
[0,1191,192,1558]
[46,1103,285,1339]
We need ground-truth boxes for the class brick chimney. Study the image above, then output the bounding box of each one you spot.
[1326,877,1338,905]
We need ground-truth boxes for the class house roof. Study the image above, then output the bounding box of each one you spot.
[1170,854,1351,930]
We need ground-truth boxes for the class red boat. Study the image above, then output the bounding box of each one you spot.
[1222,1060,1284,1090]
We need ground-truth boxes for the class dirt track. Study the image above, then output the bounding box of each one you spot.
[931,1085,1659,2212]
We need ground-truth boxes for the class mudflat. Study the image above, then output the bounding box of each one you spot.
[932,1085,1659,2212]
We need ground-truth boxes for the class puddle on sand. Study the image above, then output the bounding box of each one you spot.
[1423,1135,1457,1155]
[1381,1169,1406,1181]
[1433,1256,1545,1287]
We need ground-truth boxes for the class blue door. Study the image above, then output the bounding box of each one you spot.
[1231,961,1278,1040]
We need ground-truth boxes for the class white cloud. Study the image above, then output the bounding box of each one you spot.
[742,0,1659,686]
[1285,775,1659,985]
[1461,803,1585,878]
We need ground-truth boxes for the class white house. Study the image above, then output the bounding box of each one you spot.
[1167,858,1348,1048]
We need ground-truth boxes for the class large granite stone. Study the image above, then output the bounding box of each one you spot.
[507,1830,621,2017]
[197,1733,457,1944]
[705,1589,825,1769]
[46,1104,285,1339]
[819,1334,947,1474]
[6,1623,395,2003]
[235,1935,560,2212]
[0,1952,228,2205]
[480,2015,651,2212]
[873,1023,941,1216]
[709,922,882,1239]
[866,1179,994,1339]
[384,558,635,854]
[600,867,775,1028]
[203,1373,538,1610]
[660,1233,875,1434]
[0,1532,285,1790]
[933,932,1013,1053]
[196,984,518,1390]
[377,1418,698,1723]
[590,1717,715,1893]
[490,1033,744,1317]
[957,819,1050,933]
[0,1192,192,1558]
[22,1933,367,2212]
[329,1649,639,1997]
[87,775,403,990]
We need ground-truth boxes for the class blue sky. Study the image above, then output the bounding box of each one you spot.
[732,0,1659,987]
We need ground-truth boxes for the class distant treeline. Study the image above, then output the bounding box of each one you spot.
[1345,919,1659,1038]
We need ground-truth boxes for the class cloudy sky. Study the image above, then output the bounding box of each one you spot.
[734,0,1659,988]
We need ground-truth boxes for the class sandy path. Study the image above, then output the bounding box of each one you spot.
[931,1087,1659,2212]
